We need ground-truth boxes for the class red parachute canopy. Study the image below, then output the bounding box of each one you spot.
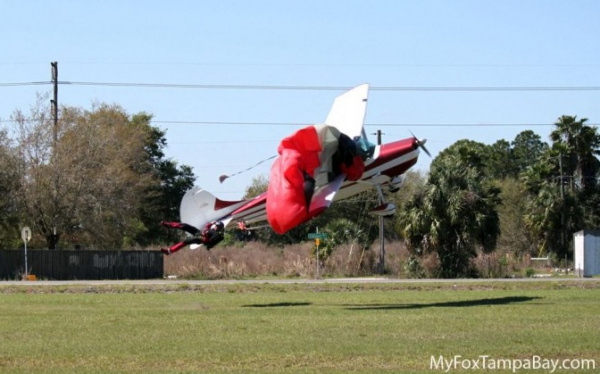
[267,126,320,234]
[267,125,365,234]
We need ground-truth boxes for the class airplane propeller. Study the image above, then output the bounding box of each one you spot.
[409,130,431,158]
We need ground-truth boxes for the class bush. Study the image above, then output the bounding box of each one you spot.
[472,252,509,278]
[524,267,536,278]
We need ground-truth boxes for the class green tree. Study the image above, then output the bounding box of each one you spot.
[550,116,600,191]
[523,182,580,257]
[435,139,488,168]
[522,116,600,257]
[314,189,380,244]
[131,113,196,246]
[495,178,535,255]
[487,139,514,179]
[398,143,501,277]
[435,133,548,180]
[243,175,269,199]
[13,100,158,249]
[319,217,372,273]
[0,128,20,247]
[390,170,426,213]
[511,130,548,176]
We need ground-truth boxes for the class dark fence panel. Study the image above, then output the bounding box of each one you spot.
[0,250,163,280]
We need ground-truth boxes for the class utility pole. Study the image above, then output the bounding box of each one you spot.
[50,62,59,250]
[375,129,382,147]
[373,129,385,274]
[559,154,567,270]
[51,62,58,148]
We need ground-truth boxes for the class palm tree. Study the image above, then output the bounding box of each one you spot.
[398,150,501,278]
[550,115,600,191]
[521,115,599,258]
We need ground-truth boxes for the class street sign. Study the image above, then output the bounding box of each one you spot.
[308,232,328,239]
[21,227,31,243]
[21,226,32,280]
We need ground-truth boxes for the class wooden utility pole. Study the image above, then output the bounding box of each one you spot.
[50,61,59,250]
[51,62,58,147]
[559,154,566,267]
[375,129,383,147]
[374,129,385,274]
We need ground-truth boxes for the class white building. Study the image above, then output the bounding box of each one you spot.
[573,230,600,277]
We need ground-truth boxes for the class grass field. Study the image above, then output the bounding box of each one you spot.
[0,281,599,373]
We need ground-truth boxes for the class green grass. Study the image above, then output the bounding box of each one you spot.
[0,281,599,373]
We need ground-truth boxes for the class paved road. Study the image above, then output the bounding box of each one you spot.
[1,276,599,287]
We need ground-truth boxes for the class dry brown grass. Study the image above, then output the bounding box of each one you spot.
[163,240,394,279]
[164,241,316,279]
[162,240,418,279]
[161,240,553,279]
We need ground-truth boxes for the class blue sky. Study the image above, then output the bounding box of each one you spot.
[1,0,599,199]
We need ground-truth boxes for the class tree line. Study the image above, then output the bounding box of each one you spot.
[398,115,600,276]
[0,95,194,250]
[2,98,598,277]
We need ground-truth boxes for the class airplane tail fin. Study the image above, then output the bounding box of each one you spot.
[180,187,248,230]
[324,83,369,140]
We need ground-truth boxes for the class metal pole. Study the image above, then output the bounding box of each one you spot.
[21,227,31,280]
[379,214,384,273]
[24,241,28,279]
[375,130,385,274]
[316,227,319,278]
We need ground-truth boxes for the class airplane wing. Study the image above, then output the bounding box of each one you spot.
[180,187,249,230]
[308,173,346,216]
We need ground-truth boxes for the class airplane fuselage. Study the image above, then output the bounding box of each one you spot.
[227,137,421,226]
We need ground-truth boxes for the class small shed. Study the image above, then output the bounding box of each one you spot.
[573,230,600,277]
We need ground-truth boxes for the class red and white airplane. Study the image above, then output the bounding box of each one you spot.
[179,84,429,240]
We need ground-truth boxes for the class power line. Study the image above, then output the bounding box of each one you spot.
[1,118,587,127]
[4,61,600,68]
[60,82,600,91]
[367,123,561,127]
[155,121,306,126]
[154,121,564,127]
[2,81,600,91]
[0,81,51,87]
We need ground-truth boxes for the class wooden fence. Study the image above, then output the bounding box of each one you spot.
[0,249,163,280]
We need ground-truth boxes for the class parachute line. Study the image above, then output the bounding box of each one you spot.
[219,155,277,183]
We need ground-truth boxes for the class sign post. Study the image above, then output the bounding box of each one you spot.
[308,231,328,278]
[21,227,32,280]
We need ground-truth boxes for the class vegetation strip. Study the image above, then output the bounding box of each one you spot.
[1,278,599,294]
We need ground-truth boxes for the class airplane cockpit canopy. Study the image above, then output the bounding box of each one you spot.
[354,135,376,160]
